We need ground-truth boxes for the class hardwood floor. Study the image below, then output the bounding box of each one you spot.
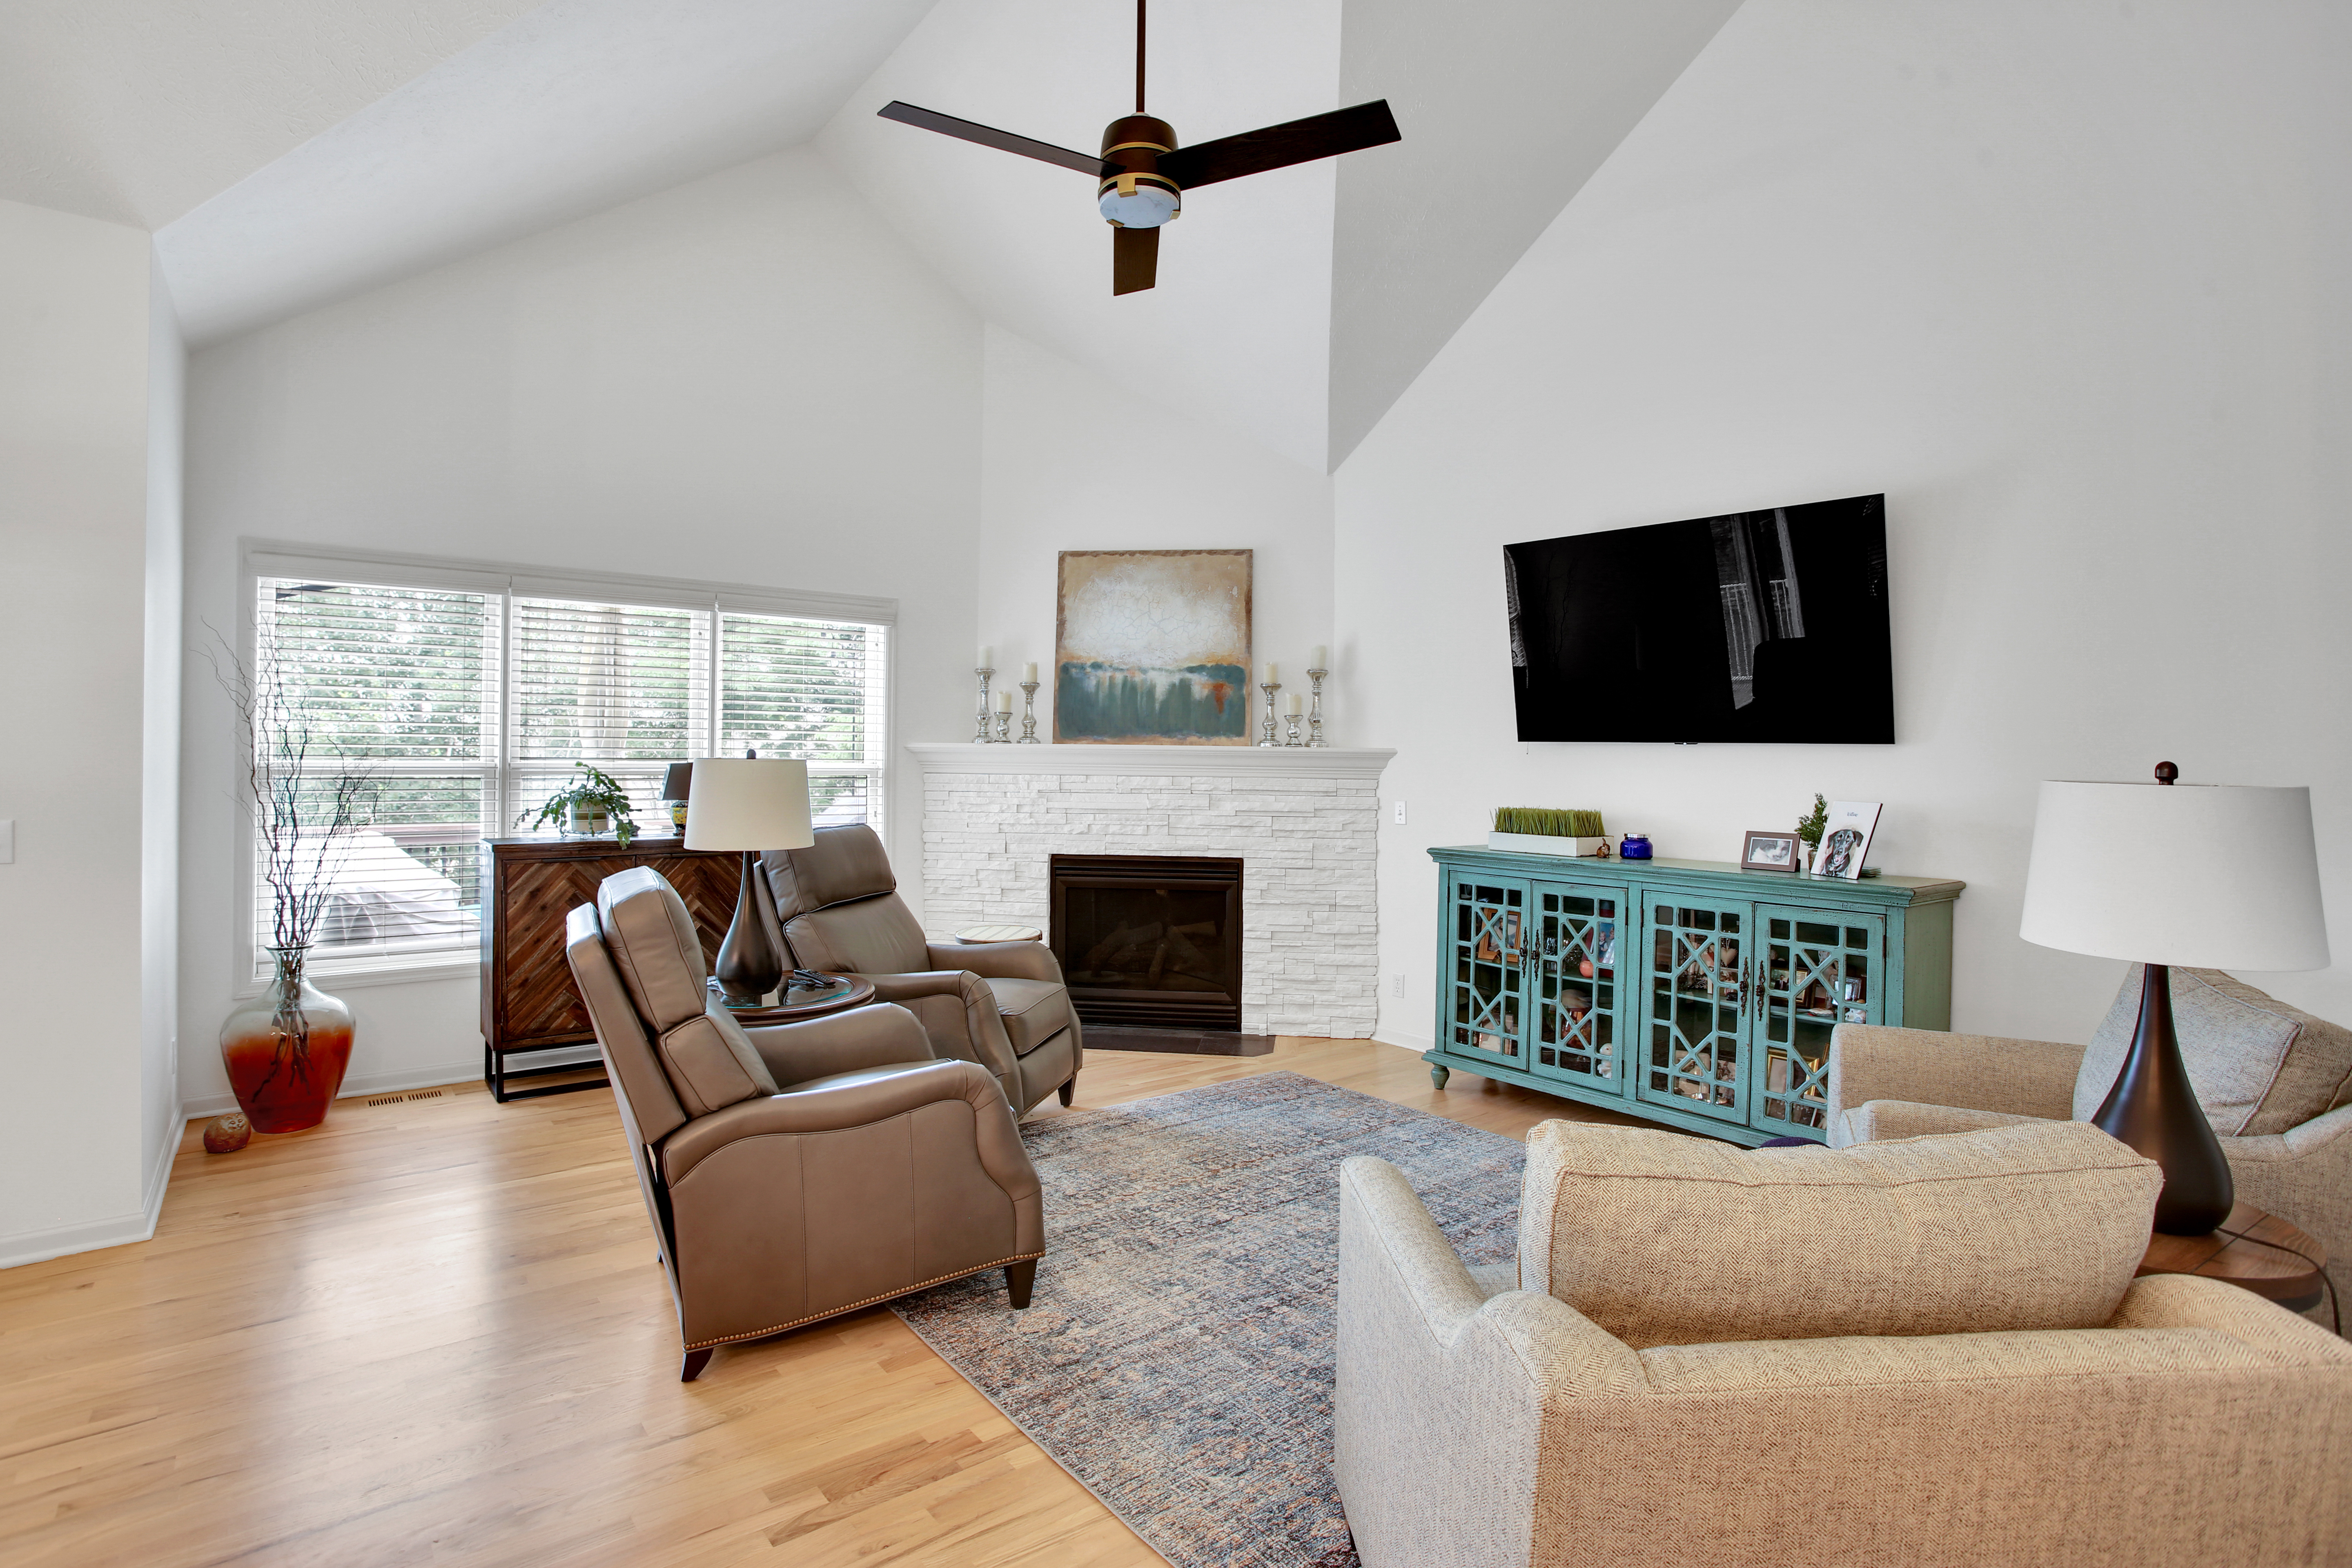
[0,1040,1634,1568]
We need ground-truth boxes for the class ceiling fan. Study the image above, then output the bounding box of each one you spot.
[877,0,1400,296]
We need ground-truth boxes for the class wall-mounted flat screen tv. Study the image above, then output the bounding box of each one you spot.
[1506,493,1893,744]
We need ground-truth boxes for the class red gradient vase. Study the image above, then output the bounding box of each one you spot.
[219,946,354,1134]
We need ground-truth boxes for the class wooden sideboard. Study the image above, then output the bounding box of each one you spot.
[1426,845,1963,1146]
[479,835,744,1101]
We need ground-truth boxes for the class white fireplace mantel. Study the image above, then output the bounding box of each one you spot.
[905,742,1395,779]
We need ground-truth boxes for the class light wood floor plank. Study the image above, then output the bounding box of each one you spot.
[0,1038,1622,1566]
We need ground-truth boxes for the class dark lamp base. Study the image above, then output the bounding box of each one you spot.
[713,849,786,1004]
[2093,962,2234,1236]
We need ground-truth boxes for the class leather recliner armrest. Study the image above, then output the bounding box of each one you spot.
[740,1000,935,1087]
[927,941,1065,986]
[860,970,1022,1084]
[659,1058,1021,1184]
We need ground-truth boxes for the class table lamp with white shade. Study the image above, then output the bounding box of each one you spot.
[2020,763,2331,1234]
[684,756,814,1007]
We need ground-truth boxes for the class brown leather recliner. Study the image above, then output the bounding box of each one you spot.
[564,865,1044,1381]
[763,825,1083,1116]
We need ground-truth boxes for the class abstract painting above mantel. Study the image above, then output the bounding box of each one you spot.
[1055,549,1252,744]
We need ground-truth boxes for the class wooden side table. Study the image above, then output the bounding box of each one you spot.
[2138,1202,2328,1313]
[708,973,878,1027]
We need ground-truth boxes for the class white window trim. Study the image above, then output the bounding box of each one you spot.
[234,539,899,996]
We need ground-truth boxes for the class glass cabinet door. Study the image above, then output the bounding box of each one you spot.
[1755,907,1885,1138]
[1447,874,1530,1065]
[1530,882,1627,1098]
[1637,895,1751,1124]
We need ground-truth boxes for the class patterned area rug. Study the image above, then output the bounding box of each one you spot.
[891,1072,1526,1568]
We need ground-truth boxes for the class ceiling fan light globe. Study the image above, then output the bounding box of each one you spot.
[1099,185,1179,229]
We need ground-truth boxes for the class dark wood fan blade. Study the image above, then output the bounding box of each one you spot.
[876,101,1106,177]
[1156,100,1399,190]
[1112,226,1159,295]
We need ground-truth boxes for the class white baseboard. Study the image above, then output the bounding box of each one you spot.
[1372,1028,1433,1054]
[0,1134,176,1271]
[176,1049,595,1118]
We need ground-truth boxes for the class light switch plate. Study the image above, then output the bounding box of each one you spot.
[0,819,13,863]
[1392,800,1407,825]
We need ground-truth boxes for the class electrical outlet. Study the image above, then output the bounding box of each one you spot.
[1392,800,1407,826]
[1388,972,1405,999]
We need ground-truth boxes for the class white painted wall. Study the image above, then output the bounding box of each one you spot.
[143,256,185,1196]
[977,325,1334,731]
[180,147,983,1108]
[0,198,163,1264]
[1329,0,1740,468]
[1338,0,2352,1051]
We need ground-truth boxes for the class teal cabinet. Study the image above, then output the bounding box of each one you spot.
[1428,848,1962,1147]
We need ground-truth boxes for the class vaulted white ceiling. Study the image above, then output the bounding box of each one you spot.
[155,0,941,343]
[0,0,542,230]
[3,0,1741,467]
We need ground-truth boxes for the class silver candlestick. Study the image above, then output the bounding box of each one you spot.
[1257,682,1282,746]
[973,666,994,744]
[1018,680,1041,743]
[993,709,1013,743]
[1283,712,1304,746]
[1306,666,1329,747]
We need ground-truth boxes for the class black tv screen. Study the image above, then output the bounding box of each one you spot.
[1506,493,1893,744]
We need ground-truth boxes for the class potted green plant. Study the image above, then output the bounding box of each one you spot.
[1488,806,1609,858]
[1794,793,1829,873]
[523,763,639,846]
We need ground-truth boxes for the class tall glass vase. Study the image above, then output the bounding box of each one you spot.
[219,946,354,1134]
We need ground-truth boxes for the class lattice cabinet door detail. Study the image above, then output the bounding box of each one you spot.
[1755,907,1884,1136]
[1425,846,1958,1145]
[1638,895,1751,1125]
[1532,883,1628,1096]
[1448,875,1530,1065]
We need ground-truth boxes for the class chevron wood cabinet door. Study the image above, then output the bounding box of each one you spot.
[481,837,743,1098]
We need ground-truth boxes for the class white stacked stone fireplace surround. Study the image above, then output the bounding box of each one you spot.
[908,744,1396,1038]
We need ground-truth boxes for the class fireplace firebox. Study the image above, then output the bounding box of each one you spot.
[1049,854,1243,1031]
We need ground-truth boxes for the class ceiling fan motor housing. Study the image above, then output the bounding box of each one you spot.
[1098,114,1181,228]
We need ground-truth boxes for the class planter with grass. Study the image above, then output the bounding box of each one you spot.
[1487,806,1609,858]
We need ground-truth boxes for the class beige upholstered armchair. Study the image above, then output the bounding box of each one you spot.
[1336,1118,2352,1568]
[1826,967,2352,1271]
[565,866,1044,1381]
[762,824,1082,1116]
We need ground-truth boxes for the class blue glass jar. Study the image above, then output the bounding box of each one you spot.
[1619,832,1653,860]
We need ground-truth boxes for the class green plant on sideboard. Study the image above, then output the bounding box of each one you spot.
[1427,842,1963,1146]
[521,762,640,847]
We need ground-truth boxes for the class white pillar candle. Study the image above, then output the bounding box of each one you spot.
[994,688,1013,712]
[1285,692,1304,715]
[1022,662,1039,683]
[1311,645,1327,670]
[978,645,993,670]
[1261,661,1278,685]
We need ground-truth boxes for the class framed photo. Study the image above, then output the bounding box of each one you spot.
[1815,800,1883,880]
[1740,830,1802,873]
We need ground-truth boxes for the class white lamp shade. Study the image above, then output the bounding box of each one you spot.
[2019,780,2330,971]
[682,757,814,852]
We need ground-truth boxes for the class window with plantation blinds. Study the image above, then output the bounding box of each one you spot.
[249,561,891,978]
